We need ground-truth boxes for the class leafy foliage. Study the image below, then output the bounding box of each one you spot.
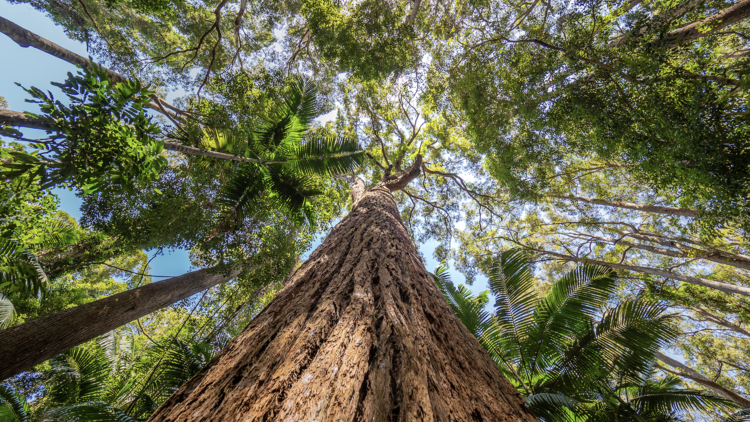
[435,251,733,420]
[208,77,365,227]
[44,335,214,421]
[0,383,31,422]
[1,65,166,194]
[0,238,48,299]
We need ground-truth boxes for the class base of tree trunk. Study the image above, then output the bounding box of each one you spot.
[148,187,536,421]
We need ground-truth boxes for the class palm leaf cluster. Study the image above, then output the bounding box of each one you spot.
[40,331,213,421]
[0,383,31,422]
[434,250,734,421]
[186,78,364,228]
[0,218,79,328]
[0,238,48,301]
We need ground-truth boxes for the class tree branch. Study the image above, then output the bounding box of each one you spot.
[0,16,187,123]
[552,195,702,217]
[655,352,750,407]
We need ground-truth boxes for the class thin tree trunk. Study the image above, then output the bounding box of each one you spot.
[653,0,750,47]
[0,108,253,163]
[618,230,750,269]
[0,266,241,381]
[578,233,750,271]
[609,0,704,46]
[655,352,750,408]
[529,248,750,297]
[0,16,185,123]
[146,185,536,421]
[552,195,701,217]
[690,306,750,338]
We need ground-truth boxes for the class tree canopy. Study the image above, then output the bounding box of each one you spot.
[1,0,750,419]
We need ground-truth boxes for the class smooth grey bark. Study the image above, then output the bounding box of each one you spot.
[610,0,704,46]
[0,16,185,123]
[0,108,260,163]
[690,306,750,338]
[531,248,750,297]
[655,352,750,408]
[575,233,750,271]
[0,266,240,381]
[652,0,750,47]
[617,231,750,270]
[553,195,701,217]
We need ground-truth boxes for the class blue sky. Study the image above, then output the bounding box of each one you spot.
[0,1,493,300]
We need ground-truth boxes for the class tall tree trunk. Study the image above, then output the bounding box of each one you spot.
[552,195,701,217]
[689,306,750,338]
[616,231,750,270]
[147,186,536,421]
[655,352,750,408]
[0,16,184,122]
[0,266,241,381]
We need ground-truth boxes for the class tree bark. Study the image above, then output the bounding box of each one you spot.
[0,266,241,381]
[655,352,750,408]
[609,0,704,46]
[0,16,185,123]
[146,186,536,422]
[552,195,701,217]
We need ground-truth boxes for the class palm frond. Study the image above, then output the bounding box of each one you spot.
[0,293,16,330]
[50,401,138,422]
[526,264,616,373]
[487,249,539,357]
[278,137,365,176]
[0,383,31,422]
[266,170,323,223]
[30,219,79,250]
[436,275,492,337]
[48,347,109,405]
[551,299,677,385]
[431,261,452,286]
[525,392,579,422]
[217,163,268,225]
[726,408,750,421]
[254,78,322,153]
[632,376,736,415]
[139,339,213,403]
[0,238,48,298]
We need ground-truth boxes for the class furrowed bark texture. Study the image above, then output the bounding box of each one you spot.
[148,187,536,422]
[0,267,239,381]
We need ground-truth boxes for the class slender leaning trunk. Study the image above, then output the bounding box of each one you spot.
[0,266,239,380]
[148,187,536,421]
